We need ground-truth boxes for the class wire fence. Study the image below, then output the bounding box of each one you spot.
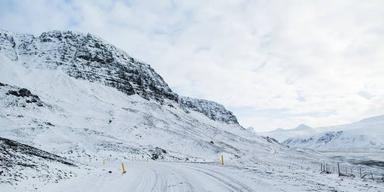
[320,162,384,182]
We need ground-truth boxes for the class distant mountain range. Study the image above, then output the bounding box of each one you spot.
[258,115,384,152]
[257,124,316,142]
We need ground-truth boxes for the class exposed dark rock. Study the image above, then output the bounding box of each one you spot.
[151,153,159,160]
[45,122,54,127]
[6,88,37,98]
[6,90,19,96]
[31,98,38,103]
[18,88,32,97]
[150,147,167,160]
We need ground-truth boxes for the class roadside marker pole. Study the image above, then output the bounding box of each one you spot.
[220,155,224,165]
[121,162,127,174]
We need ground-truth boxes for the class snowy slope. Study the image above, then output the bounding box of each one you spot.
[0,30,383,191]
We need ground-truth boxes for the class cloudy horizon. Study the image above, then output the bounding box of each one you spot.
[1,0,384,131]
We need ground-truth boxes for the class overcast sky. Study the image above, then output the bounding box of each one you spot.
[1,0,384,131]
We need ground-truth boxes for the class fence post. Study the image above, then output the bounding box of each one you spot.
[337,163,340,176]
[359,167,362,178]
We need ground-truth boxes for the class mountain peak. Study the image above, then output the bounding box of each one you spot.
[294,124,312,130]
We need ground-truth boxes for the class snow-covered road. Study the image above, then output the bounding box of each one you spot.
[6,160,384,192]
[42,161,274,192]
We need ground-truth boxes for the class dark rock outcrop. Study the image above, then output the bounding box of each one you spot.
[179,97,238,124]
[1,83,44,107]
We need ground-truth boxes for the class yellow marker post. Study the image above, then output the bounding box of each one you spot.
[121,162,127,174]
[220,155,224,165]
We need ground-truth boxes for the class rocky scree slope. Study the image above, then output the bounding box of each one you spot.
[0,136,76,185]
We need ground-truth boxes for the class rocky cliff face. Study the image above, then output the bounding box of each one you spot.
[0,30,177,102]
[0,30,238,124]
[179,97,238,124]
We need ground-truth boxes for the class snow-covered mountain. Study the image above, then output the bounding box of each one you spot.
[276,115,384,152]
[257,124,316,142]
[1,29,266,164]
[0,29,284,182]
[0,30,238,125]
[1,30,382,191]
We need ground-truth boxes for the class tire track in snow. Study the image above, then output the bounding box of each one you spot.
[130,162,195,192]
[139,162,254,192]
[182,164,254,192]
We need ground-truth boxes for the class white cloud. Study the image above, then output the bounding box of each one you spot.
[1,0,384,131]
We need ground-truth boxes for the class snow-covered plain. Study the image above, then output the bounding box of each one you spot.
[1,30,383,191]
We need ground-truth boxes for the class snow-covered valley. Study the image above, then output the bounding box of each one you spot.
[0,30,383,191]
